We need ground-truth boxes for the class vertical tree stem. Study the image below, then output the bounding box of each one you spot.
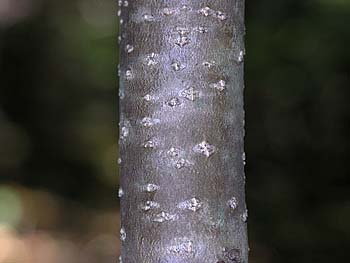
[119,1,248,262]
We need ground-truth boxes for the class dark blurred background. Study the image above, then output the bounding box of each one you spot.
[0,0,348,262]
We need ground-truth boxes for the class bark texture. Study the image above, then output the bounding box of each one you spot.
[118,1,247,262]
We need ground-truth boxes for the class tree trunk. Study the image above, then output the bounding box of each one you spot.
[118,1,248,262]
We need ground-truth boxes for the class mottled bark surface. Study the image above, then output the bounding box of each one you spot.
[118,0,247,262]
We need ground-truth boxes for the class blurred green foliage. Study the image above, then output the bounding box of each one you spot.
[0,0,348,262]
[245,0,349,262]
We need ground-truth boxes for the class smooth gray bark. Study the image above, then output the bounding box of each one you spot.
[118,1,247,262]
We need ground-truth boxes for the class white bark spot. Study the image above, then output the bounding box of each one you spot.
[141,201,160,211]
[193,141,216,157]
[162,7,177,16]
[140,117,160,127]
[174,158,193,169]
[180,87,200,101]
[143,94,153,101]
[199,6,212,17]
[202,61,216,68]
[166,97,181,107]
[120,227,126,241]
[210,80,226,91]
[175,26,190,47]
[125,68,133,80]
[119,89,125,99]
[237,50,245,63]
[216,11,227,21]
[120,120,131,141]
[241,209,248,223]
[168,238,195,257]
[152,212,178,223]
[198,7,227,21]
[171,61,185,71]
[223,247,242,262]
[145,53,158,66]
[125,44,134,53]
[118,187,124,198]
[227,197,238,210]
[141,183,160,193]
[143,14,155,22]
[195,26,208,33]
[143,139,157,149]
[178,198,202,211]
[120,126,129,140]
[167,147,180,157]
[175,36,190,47]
